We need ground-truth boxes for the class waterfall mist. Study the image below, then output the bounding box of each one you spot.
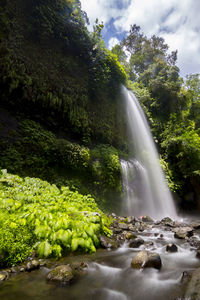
[121,87,177,219]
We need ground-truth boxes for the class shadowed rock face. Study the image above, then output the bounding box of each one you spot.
[131,250,162,270]
[184,267,200,299]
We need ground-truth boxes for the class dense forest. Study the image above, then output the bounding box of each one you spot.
[0,0,200,270]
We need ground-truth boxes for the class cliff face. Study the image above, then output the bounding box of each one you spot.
[0,0,126,147]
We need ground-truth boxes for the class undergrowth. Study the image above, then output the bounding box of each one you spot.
[0,169,112,267]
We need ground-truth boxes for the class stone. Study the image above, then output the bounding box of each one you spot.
[160,217,174,226]
[191,222,200,230]
[125,232,137,240]
[196,249,200,259]
[99,236,117,249]
[141,216,154,223]
[118,223,129,230]
[20,267,25,272]
[26,259,40,271]
[166,243,178,253]
[131,250,162,270]
[127,216,135,224]
[128,224,137,231]
[129,238,144,248]
[0,271,9,281]
[47,265,74,284]
[174,227,193,239]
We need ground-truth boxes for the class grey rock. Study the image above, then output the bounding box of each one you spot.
[118,223,129,230]
[127,216,135,224]
[174,227,193,239]
[99,236,117,249]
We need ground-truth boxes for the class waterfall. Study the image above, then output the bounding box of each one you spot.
[121,87,177,219]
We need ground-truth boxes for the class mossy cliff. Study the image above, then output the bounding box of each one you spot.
[0,0,127,206]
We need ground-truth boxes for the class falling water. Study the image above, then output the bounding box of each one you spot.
[121,87,177,219]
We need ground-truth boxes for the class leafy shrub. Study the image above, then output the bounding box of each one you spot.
[0,170,112,266]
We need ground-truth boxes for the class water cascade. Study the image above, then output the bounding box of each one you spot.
[121,87,177,219]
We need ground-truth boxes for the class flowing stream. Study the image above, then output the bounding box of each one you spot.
[120,87,177,219]
[1,221,200,300]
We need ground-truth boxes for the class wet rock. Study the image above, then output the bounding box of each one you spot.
[47,265,74,284]
[11,267,17,273]
[111,220,119,228]
[99,236,117,249]
[181,270,193,284]
[188,237,200,248]
[131,250,162,270]
[47,263,87,285]
[111,213,117,218]
[191,222,200,230]
[129,238,144,248]
[112,228,122,234]
[39,259,46,267]
[141,216,154,223]
[26,259,40,271]
[118,223,129,230]
[128,224,137,231]
[184,267,200,299]
[174,227,193,239]
[160,217,175,228]
[196,249,200,259]
[166,243,178,253]
[127,216,135,224]
[0,271,9,281]
[20,267,25,272]
[125,232,137,240]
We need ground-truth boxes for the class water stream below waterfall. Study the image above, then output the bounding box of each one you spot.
[0,217,200,300]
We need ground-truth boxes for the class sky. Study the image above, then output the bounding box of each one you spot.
[80,0,200,77]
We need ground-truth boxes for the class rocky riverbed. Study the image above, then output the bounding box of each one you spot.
[1,214,200,300]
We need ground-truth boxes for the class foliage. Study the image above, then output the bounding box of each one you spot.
[0,169,112,266]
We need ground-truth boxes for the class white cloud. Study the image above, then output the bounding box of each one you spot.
[108,37,120,50]
[80,0,200,76]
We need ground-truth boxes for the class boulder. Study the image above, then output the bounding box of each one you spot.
[128,224,137,231]
[174,227,193,239]
[131,250,162,270]
[47,263,87,285]
[160,217,174,227]
[26,259,40,271]
[141,216,154,223]
[127,216,135,224]
[125,232,137,240]
[184,267,200,299]
[191,222,200,230]
[118,223,129,230]
[129,238,144,248]
[166,243,178,253]
[47,265,74,284]
[99,236,117,249]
